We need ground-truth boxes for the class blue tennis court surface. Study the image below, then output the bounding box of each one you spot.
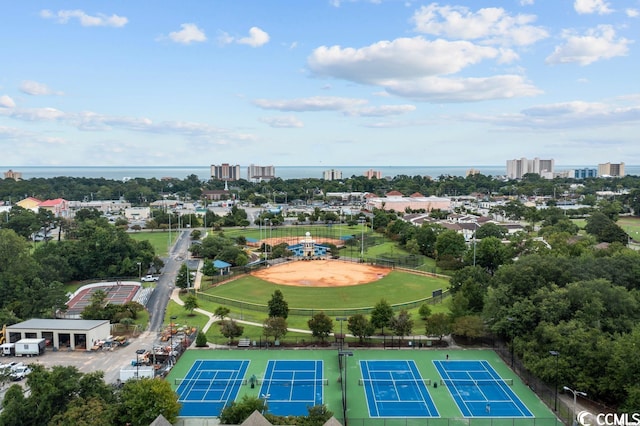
[360,360,439,418]
[260,360,325,416]
[434,360,533,417]
[177,359,249,417]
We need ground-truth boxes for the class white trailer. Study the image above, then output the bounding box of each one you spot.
[0,343,15,356]
[119,366,154,382]
[15,338,46,357]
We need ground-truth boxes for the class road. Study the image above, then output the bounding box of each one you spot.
[29,229,194,384]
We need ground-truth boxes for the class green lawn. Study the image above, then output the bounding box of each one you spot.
[618,216,640,241]
[204,271,449,310]
[129,231,179,257]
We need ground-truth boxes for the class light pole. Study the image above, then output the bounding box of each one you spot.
[564,386,587,425]
[339,350,353,426]
[169,315,177,363]
[358,218,365,259]
[336,317,347,351]
[550,350,560,411]
[472,221,478,266]
[261,393,270,414]
[137,262,141,280]
[135,348,146,379]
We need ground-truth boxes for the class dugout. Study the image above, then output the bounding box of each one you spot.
[7,319,111,351]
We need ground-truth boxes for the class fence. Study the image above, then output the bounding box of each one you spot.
[195,289,450,319]
[341,418,563,426]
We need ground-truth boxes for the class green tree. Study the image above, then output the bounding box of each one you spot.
[370,299,393,335]
[219,395,264,425]
[175,263,191,290]
[214,306,231,321]
[195,330,208,347]
[307,311,333,342]
[389,309,413,341]
[418,303,432,320]
[263,316,288,343]
[219,319,244,342]
[183,294,199,315]
[267,289,289,319]
[117,378,181,426]
[347,314,375,343]
[475,222,507,240]
[425,313,452,341]
[435,229,467,266]
[452,315,486,340]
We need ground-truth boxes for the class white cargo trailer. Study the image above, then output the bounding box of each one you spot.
[15,338,46,357]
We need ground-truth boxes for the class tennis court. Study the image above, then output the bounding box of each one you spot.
[176,359,250,417]
[167,349,558,424]
[259,360,325,416]
[434,360,533,418]
[360,360,438,418]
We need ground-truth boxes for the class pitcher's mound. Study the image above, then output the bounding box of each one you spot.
[251,260,390,287]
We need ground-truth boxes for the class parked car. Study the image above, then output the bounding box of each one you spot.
[10,363,31,381]
[141,275,159,282]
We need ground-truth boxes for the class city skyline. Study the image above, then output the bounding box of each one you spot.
[0,1,638,167]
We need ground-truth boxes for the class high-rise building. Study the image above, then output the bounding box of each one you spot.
[574,168,598,179]
[247,164,275,182]
[210,163,241,181]
[3,169,22,181]
[364,169,382,179]
[598,162,625,177]
[506,157,555,179]
[322,169,342,180]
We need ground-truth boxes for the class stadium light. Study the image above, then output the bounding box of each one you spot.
[563,386,587,423]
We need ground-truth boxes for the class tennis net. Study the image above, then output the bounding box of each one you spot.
[257,379,329,386]
[358,378,431,386]
[175,378,247,387]
[440,378,513,387]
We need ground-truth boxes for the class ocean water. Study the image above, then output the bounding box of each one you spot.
[2,165,638,181]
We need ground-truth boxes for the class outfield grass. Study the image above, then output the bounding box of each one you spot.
[618,216,640,241]
[129,231,179,257]
[205,271,449,309]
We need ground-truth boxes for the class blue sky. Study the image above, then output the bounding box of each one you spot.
[1,0,638,168]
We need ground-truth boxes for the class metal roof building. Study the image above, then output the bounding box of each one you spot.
[7,319,111,351]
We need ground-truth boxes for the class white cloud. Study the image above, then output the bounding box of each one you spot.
[260,116,304,128]
[40,9,128,27]
[20,80,63,96]
[411,4,548,46]
[546,25,630,65]
[471,99,640,129]
[384,75,541,102]
[520,0,534,5]
[238,27,270,47]
[574,0,613,15]
[627,9,639,17]
[220,27,270,47]
[347,105,416,117]
[253,96,367,112]
[168,23,207,44]
[308,37,500,84]
[0,95,15,108]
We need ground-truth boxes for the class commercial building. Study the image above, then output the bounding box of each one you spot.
[323,169,343,180]
[247,164,275,182]
[598,162,625,177]
[365,191,451,212]
[506,157,555,179]
[6,319,111,351]
[211,163,241,181]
